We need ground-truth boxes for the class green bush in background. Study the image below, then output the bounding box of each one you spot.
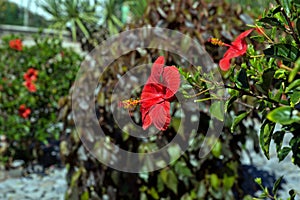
[0,35,81,164]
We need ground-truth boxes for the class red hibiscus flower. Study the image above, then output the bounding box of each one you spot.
[19,104,31,118]
[140,56,180,131]
[23,68,38,82]
[23,80,37,92]
[210,29,253,71]
[9,39,23,51]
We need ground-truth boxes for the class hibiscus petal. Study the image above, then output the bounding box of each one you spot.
[149,101,171,131]
[142,112,152,130]
[231,29,253,50]
[219,57,231,71]
[140,83,164,122]
[147,56,165,84]
[162,66,180,99]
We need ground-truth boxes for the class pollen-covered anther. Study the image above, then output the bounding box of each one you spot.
[119,98,140,109]
[209,38,227,46]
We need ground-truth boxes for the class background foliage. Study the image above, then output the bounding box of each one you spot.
[0,35,81,165]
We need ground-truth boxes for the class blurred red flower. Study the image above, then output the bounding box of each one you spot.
[210,29,253,71]
[140,56,180,131]
[23,80,37,92]
[220,29,253,71]
[23,68,38,82]
[9,39,23,51]
[19,104,31,118]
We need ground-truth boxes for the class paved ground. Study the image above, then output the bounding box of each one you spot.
[0,167,67,200]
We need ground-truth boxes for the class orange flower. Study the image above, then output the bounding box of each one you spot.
[9,39,23,51]
[19,104,31,118]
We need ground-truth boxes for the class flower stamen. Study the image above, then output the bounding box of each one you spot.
[208,38,231,47]
[119,98,140,109]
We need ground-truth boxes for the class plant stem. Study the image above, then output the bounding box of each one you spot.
[279,63,300,75]
[224,84,280,105]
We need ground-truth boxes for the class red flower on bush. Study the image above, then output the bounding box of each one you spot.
[19,104,31,118]
[210,29,253,71]
[23,80,37,92]
[23,68,38,82]
[23,68,38,92]
[140,56,180,131]
[9,39,23,51]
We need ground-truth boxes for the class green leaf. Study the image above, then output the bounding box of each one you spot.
[290,91,300,107]
[148,187,159,200]
[272,131,285,153]
[166,170,178,194]
[263,44,300,62]
[223,175,235,190]
[174,161,193,177]
[210,101,224,121]
[278,146,291,161]
[288,57,300,83]
[260,120,275,159]
[80,190,89,200]
[267,106,300,125]
[231,111,250,133]
[274,69,287,79]
[210,174,220,190]
[211,140,222,158]
[272,176,283,195]
[286,79,300,92]
[160,169,178,194]
[259,17,285,30]
[157,175,164,192]
[282,0,291,16]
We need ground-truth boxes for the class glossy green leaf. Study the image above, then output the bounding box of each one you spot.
[286,79,300,92]
[278,147,291,161]
[231,111,250,133]
[263,44,300,62]
[282,0,291,16]
[260,120,275,159]
[290,91,300,107]
[267,106,300,125]
[259,17,285,30]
